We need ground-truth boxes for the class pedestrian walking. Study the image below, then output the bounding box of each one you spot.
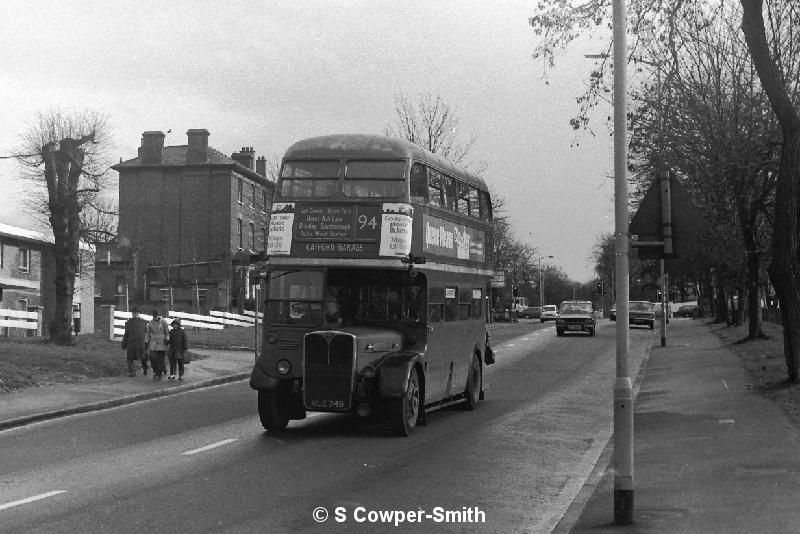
[167,318,189,380]
[120,308,147,377]
[145,309,169,380]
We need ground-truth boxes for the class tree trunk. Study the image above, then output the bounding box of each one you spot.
[742,0,800,382]
[746,252,763,338]
[715,285,728,324]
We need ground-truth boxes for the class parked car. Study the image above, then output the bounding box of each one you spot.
[609,304,616,321]
[518,306,541,319]
[630,301,656,329]
[676,304,698,318]
[540,305,558,323]
[555,300,596,336]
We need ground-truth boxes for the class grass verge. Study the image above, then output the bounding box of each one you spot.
[0,325,257,393]
[712,320,800,429]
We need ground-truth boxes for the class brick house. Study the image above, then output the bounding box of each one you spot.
[96,129,275,314]
[0,222,94,335]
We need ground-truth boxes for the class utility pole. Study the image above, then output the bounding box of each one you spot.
[612,0,633,524]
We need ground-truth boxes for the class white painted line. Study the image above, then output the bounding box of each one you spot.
[0,490,66,511]
[182,438,238,455]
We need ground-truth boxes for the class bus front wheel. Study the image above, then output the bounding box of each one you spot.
[463,353,481,410]
[388,367,420,436]
[258,389,289,432]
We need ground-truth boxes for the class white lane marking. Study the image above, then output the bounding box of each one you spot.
[182,438,238,455]
[0,490,66,511]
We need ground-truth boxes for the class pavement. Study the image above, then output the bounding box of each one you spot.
[0,348,256,432]
[2,322,800,533]
[556,319,800,533]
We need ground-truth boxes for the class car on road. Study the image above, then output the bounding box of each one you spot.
[555,300,596,336]
[540,305,558,322]
[518,306,541,319]
[630,301,656,329]
[676,304,698,318]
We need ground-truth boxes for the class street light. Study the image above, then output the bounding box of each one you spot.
[537,255,553,307]
[587,0,633,522]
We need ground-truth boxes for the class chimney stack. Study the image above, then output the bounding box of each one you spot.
[186,129,210,163]
[256,156,267,177]
[138,131,165,164]
[231,146,255,171]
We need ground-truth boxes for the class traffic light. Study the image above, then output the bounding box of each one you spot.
[512,285,519,297]
[596,282,604,295]
[657,290,662,300]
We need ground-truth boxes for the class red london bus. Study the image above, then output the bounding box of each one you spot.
[249,134,495,435]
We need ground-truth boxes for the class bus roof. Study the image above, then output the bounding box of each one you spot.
[283,134,488,191]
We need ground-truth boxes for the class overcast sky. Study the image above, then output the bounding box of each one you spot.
[0,0,614,282]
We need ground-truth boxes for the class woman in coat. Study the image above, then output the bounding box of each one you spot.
[145,309,169,380]
[121,308,147,377]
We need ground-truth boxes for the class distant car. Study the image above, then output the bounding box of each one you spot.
[609,305,616,321]
[676,305,698,318]
[540,305,558,323]
[630,301,656,329]
[555,300,596,336]
[518,306,541,319]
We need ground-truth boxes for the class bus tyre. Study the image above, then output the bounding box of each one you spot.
[389,367,420,436]
[589,328,595,336]
[258,389,289,432]
[463,353,481,410]
[556,328,564,336]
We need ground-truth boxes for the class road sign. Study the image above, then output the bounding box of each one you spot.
[629,171,703,260]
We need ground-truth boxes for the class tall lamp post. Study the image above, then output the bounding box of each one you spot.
[537,255,553,307]
[587,0,632,523]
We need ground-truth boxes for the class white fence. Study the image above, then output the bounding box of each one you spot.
[0,308,40,332]
[111,308,260,338]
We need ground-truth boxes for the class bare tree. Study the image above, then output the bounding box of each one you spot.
[16,109,114,344]
[384,92,484,172]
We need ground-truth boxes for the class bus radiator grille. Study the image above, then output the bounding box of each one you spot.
[303,332,355,411]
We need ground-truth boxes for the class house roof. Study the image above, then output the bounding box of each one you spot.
[0,222,51,245]
[113,145,270,185]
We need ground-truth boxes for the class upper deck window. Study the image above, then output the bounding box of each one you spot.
[410,163,428,200]
[279,160,340,198]
[428,170,445,208]
[343,161,406,198]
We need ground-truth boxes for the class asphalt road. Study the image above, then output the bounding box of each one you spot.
[0,319,652,534]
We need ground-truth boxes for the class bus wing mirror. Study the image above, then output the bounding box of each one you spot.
[413,256,426,264]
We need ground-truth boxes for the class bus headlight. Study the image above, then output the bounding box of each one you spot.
[361,365,377,379]
[275,359,292,375]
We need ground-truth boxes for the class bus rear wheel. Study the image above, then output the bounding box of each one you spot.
[463,353,481,410]
[258,389,289,432]
[388,367,420,436]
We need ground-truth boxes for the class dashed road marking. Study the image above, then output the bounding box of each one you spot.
[182,438,238,455]
[0,490,66,511]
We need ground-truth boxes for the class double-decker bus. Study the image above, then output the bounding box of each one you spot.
[249,134,495,436]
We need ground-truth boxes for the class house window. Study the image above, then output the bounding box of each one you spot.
[251,183,256,209]
[261,189,268,213]
[237,177,243,204]
[18,247,29,273]
[160,288,171,304]
[249,222,255,250]
[115,276,126,296]
[237,219,243,249]
[262,227,268,249]
[197,288,207,307]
